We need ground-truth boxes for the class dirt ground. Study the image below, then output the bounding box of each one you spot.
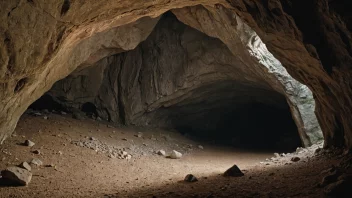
[0,111,342,197]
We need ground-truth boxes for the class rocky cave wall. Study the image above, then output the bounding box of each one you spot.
[46,13,321,147]
[0,0,351,150]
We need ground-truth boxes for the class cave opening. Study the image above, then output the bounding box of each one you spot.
[25,11,313,153]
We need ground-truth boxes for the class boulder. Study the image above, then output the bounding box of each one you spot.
[1,167,32,186]
[223,165,244,177]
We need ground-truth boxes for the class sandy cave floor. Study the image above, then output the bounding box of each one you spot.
[0,111,341,198]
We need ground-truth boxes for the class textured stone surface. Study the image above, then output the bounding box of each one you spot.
[0,0,223,143]
[0,0,351,150]
[48,14,321,146]
[221,0,352,149]
[1,166,32,186]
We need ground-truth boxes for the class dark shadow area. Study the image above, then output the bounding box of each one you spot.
[28,94,65,112]
[81,102,98,117]
[151,81,301,152]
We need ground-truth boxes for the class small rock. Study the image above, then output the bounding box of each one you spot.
[122,138,128,141]
[32,150,40,155]
[43,116,48,120]
[24,140,35,147]
[274,153,280,158]
[198,145,204,149]
[223,164,244,177]
[107,125,113,128]
[60,111,67,115]
[1,166,32,186]
[135,132,143,138]
[89,137,96,141]
[169,150,182,159]
[184,174,198,182]
[18,162,31,172]
[96,117,102,121]
[58,151,63,155]
[45,164,55,167]
[291,157,300,162]
[126,155,132,160]
[30,158,43,166]
[157,150,166,156]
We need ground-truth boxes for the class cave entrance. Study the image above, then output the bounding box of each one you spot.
[24,11,318,154]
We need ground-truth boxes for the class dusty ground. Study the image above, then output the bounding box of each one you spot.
[0,111,342,197]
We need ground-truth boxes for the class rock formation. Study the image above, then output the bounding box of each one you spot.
[47,14,321,147]
[0,0,351,150]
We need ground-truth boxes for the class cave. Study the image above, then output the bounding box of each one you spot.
[1,1,352,197]
[43,13,310,152]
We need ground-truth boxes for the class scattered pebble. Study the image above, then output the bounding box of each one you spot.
[24,140,35,147]
[19,162,31,172]
[157,150,166,156]
[184,174,198,182]
[169,150,182,159]
[32,150,41,155]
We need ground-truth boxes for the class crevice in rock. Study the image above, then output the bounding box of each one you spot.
[61,0,70,16]
[14,78,27,93]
